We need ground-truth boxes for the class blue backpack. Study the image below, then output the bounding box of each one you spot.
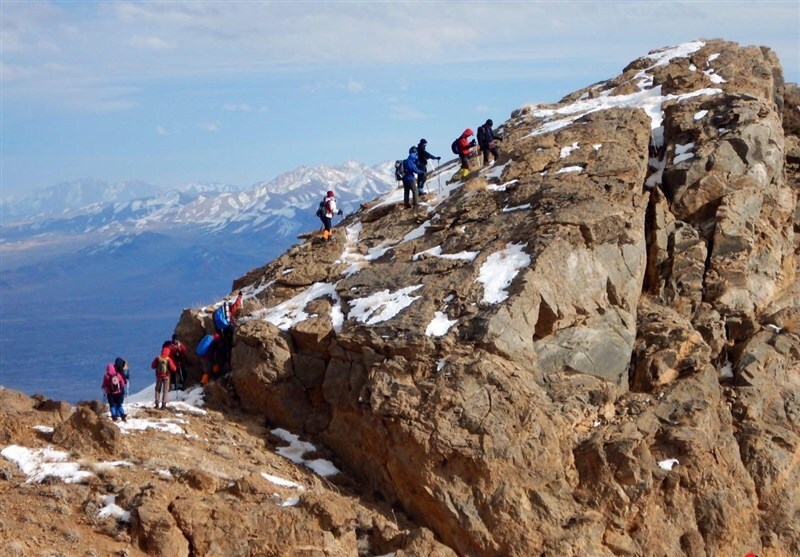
[196,334,214,357]
[213,305,230,332]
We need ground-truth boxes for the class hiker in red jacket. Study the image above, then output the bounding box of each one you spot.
[456,128,477,180]
[151,347,176,409]
[162,334,187,390]
[101,363,127,422]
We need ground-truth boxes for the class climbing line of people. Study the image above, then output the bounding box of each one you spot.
[316,119,502,236]
[101,291,244,420]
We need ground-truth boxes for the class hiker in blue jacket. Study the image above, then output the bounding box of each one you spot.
[416,139,440,196]
[403,146,423,208]
[477,119,501,166]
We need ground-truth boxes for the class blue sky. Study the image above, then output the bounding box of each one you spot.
[1,1,798,199]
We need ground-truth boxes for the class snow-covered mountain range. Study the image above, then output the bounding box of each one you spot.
[1,161,396,249]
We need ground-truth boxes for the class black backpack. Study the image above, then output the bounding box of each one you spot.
[477,125,487,146]
[394,160,404,181]
[315,201,325,218]
[451,139,459,155]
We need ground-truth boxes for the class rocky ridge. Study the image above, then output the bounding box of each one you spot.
[1,39,798,557]
[173,39,799,556]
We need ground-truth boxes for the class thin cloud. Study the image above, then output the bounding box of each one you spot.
[129,35,175,50]
[155,126,169,136]
[223,103,252,112]
[199,122,220,132]
[347,79,364,93]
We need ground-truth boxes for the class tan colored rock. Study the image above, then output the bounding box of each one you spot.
[131,495,190,557]
[52,406,125,455]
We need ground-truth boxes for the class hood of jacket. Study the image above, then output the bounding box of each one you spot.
[105,363,116,375]
[462,128,474,138]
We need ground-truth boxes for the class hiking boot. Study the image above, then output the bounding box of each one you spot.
[112,416,118,422]
[161,403,168,410]
[121,415,128,422]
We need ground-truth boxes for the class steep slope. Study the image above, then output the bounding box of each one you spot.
[172,39,799,556]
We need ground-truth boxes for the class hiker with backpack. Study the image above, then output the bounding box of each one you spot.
[162,334,187,390]
[416,139,441,196]
[151,346,177,409]
[402,146,424,208]
[102,363,128,422]
[452,128,477,180]
[212,291,243,375]
[316,190,343,241]
[477,119,501,165]
[196,332,223,385]
[113,357,130,397]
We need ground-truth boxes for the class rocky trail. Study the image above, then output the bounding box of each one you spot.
[0,386,453,556]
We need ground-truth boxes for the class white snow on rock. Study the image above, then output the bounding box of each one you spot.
[271,428,341,478]
[488,179,518,192]
[348,285,423,325]
[476,243,531,304]
[673,142,695,164]
[339,221,365,276]
[32,425,54,434]
[412,245,478,261]
[707,53,720,62]
[401,220,431,243]
[556,166,584,174]
[704,69,726,84]
[658,458,680,471]
[251,282,342,332]
[645,41,705,67]
[593,144,602,151]
[98,494,131,522]
[261,472,306,508]
[502,203,531,213]
[425,312,458,337]
[719,361,734,379]
[693,110,708,121]
[560,142,579,158]
[1,445,95,484]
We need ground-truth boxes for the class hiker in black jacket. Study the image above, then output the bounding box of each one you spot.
[416,139,440,195]
[477,119,501,165]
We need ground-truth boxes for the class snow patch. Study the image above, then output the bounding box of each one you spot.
[476,243,531,304]
[658,459,680,471]
[693,110,708,121]
[98,494,131,522]
[348,285,423,325]
[560,142,579,158]
[32,425,54,434]
[271,428,340,478]
[251,282,342,332]
[556,166,584,174]
[425,312,458,337]
[502,203,532,213]
[412,245,478,261]
[1,445,95,484]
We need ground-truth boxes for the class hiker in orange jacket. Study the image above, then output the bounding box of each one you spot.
[456,128,476,179]
[151,347,176,409]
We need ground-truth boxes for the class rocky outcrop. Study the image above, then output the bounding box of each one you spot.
[172,39,800,556]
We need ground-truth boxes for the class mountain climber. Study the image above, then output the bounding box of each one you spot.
[151,346,176,409]
[416,139,441,196]
[162,334,187,391]
[198,332,224,385]
[318,190,343,241]
[477,119,501,165]
[402,146,424,208]
[455,128,477,180]
[113,357,129,397]
[101,363,127,422]
[213,291,243,376]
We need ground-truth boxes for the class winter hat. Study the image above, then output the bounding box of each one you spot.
[486,119,493,126]
[419,138,427,144]
[327,190,334,197]
[744,554,759,557]
[106,363,116,374]
[409,146,418,154]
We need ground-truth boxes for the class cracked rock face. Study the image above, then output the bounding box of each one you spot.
[176,39,799,557]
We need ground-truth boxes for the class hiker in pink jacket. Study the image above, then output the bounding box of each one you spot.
[101,363,127,422]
